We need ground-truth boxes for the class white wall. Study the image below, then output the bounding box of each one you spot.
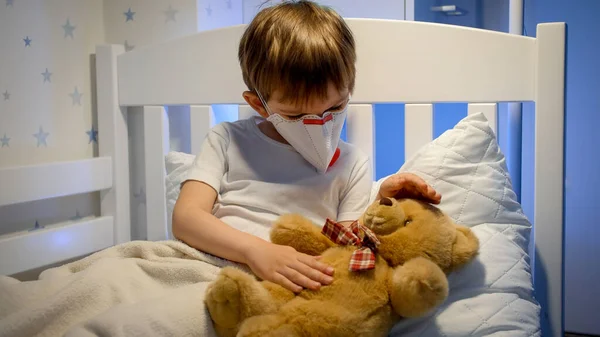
[198,0,243,31]
[0,0,105,236]
[243,0,405,23]
[103,0,198,50]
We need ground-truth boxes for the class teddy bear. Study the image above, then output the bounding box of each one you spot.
[204,197,480,337]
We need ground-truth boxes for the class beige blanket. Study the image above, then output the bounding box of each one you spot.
[0,240,246,337]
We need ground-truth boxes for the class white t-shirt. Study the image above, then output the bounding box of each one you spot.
[183,116,373,241]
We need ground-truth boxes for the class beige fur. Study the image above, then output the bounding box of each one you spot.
[205,198,480,337]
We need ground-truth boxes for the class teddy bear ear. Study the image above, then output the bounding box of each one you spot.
[450,224,480,271]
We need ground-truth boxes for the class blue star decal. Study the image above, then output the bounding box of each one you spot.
[0,134,10,147]
[2,90,9,100]
[226,0,232,9]
[86,126,98,144]
[124,8,135,22]
[124,40,134,52]
[62,18,75,39]
[23,36,31,47]
[205,4,212,16]
[29,220,45,231]
[164,5,178,22]
[41,68,52,83]
[5,0,14,7]
[134,187,146,205]
[33,126,49,147]
[69,86,83,105]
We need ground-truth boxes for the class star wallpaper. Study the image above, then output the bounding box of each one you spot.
[0,0,105,235]
[0,0,406,239]
[0,0,202,236]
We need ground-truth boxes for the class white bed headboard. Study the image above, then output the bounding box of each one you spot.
[100,19,565,336]
[117,20,537,105]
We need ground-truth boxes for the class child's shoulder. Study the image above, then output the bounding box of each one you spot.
[337,140,370,168]
[208,117,257,139]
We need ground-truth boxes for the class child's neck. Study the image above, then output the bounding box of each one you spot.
[257,120,289,145]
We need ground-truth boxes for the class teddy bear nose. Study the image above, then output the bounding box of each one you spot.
[379,197,393,206]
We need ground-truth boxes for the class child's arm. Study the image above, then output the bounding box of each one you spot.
[172,180,334,293]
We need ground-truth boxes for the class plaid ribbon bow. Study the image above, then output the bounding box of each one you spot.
[321,219,381,271]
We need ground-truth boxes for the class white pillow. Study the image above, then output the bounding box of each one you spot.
[386,112,540,336]
[377,113,529,224]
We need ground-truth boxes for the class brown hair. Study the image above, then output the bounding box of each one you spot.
[238,0,356,105]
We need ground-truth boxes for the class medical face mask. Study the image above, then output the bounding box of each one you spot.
[256,91,348,174]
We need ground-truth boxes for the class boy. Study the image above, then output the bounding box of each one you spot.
[172,0,440,294]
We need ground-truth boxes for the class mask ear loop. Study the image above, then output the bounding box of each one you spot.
[342,94,352,111]
[255,90,273,116]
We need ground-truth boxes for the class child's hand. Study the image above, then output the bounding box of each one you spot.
[378,173,441,204]
[244,242,334,293]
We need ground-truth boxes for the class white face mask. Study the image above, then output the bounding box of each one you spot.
[256,91,348,173]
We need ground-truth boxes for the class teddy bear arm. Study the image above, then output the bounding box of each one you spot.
[387,257,449,318]
[205,267,282,337]
[270,214,335,256]
[449,224,480,272]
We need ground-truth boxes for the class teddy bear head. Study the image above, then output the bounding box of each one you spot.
[360,197,479,273]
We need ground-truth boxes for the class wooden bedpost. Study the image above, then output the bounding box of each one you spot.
[346,104,376,179]
[96,44,131,245]
[534,22,566,337]
[404,104,433,162]
[190,105,216,155]
[142,106,170,241]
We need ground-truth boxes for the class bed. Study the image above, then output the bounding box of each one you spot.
[0,19,565,337]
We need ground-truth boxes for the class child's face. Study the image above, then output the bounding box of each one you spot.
[244,82,350,120]
[244,81,350,172]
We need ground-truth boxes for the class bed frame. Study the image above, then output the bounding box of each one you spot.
[0,19,565,336]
